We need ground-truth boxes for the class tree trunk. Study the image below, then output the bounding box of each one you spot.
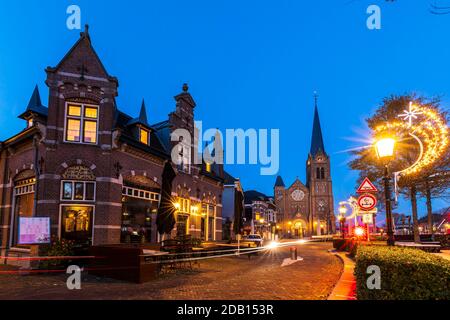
[425,180,434,240]
[410,186,420,243]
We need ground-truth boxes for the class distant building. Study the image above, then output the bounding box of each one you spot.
[418,207,450,234]
[274,98,335,238]
[221,172,244,240]
[244,190,277,240]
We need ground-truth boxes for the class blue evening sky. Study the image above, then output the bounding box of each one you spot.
[0,1,449,219]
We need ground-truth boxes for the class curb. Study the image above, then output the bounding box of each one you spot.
[327,250,357,300]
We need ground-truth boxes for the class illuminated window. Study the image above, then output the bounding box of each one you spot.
[27,119,33,128]
[68,105,82,116]
[66,119,81,142]
[84,106,98,119]
[140,128,149,145]
[83,121,97,143]
[205,162,212,173]
[65,103,98,144]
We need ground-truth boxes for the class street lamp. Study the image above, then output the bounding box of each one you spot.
[375,137,396,246]
[338,204,348,239]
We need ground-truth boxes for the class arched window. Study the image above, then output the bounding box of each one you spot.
[321,168,325,179]
[316,168,321,179]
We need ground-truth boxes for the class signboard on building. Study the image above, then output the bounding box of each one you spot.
[18,217,51,245]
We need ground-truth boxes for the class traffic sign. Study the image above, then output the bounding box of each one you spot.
[358,193,377,211]
[362,213,373,224]
[357,177,378,194]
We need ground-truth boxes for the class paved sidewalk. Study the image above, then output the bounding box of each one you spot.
[436,250,450,261]
[327,251,356,300]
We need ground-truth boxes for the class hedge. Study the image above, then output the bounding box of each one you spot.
[355,245,450,300]
[333,239,358,257]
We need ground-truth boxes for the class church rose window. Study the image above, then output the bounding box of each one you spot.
[65,102,98,144]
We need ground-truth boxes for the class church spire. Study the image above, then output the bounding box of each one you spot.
[310,92,326,156]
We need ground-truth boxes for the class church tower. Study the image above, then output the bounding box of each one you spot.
[306,96,335,235]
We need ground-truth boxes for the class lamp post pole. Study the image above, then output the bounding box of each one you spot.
[383,164,395,246]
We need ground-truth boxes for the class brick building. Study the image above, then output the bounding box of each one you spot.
[0,26,223,262]
[274,98,335,238]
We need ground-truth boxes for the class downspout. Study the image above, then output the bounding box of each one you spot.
[33,135,40,216]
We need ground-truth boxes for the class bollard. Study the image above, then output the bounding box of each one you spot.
[290,247,298,261]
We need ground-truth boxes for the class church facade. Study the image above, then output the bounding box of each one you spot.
[274,102,335,238]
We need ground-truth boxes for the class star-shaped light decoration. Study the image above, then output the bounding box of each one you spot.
[398,102,423,127]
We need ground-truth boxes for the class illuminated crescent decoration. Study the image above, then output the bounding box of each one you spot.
[374,104,448,176]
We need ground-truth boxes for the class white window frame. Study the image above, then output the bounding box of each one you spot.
[60,180,96,202]
[64,102,99,145]
[122,186,160,202]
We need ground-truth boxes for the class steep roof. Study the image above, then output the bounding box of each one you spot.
[46,25,117,84]
[244,190,269,204]
[223,171,238,185]
[127,99,150,127]
[310,100,326,156]
[18,85,48,119]
[274,175,285,187]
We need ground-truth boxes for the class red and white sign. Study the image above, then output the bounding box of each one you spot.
[358,194,377,211]
[357,177,378,194]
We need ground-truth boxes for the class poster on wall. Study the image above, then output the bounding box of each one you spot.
[18,217,51,244]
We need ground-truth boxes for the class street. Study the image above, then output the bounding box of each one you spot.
[0,242,342,300]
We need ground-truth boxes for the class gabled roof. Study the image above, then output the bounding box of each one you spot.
[46,25,117,84]
[288,177,307,190]
[18,85,48,119]
[174,83,196,108]
[274,175,285,187]
[310,101,326,157]
[113,108,168,158]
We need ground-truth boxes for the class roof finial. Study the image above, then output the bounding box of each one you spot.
[182,83,189,92]
[80,24,90,41]
[313,91,319,108]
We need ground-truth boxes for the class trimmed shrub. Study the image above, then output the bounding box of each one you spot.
[39,236,75,270]
[355,245,450,300]
[333,238,358,257]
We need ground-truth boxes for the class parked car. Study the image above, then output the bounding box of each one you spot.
[245,234,264,247]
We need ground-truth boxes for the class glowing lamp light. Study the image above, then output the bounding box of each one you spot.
[267,241,279,249]
[339,204,348,215]
[259,218,265,224]
[173,202,181,210]
[355,227,365,237]
[375,138,396,159]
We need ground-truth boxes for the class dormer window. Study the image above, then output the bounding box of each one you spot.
[139,128,149,145]
[65,102,98,144]
[27,118,34,128]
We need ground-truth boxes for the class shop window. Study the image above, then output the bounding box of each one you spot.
[61,180,96,201]
[61,206,93,245]
[65,102,98,144]
[12,178,36,245]
[121,196,156,244]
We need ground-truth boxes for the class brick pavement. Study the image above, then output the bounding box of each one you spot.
[0,242,342,300]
